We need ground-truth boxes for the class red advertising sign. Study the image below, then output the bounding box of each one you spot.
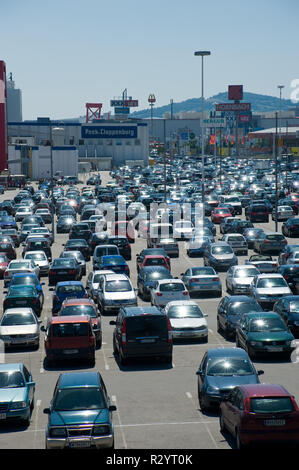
[228,85,243,101]
[239,114,251,122]
[216,103,251,112]
[124,100,138,107]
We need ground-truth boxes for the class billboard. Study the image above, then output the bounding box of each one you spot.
[82,125,137,139]
[216,103,251,112]
[228,85,243,101]
[0,60,7,172]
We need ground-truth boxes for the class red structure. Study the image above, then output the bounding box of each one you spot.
[0,60,7,172]
[85,103,103,123]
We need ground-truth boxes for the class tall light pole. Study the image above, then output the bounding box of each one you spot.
[278,85,285,189]
[194,50,211,203]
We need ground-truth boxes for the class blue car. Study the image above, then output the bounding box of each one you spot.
[0,363,35,425]
[52,281,88,313]
[98,255,130,276]
[0,216,18,230]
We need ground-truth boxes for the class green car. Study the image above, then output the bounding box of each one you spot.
[43,372,116,449]
[236,311,296,359]
[3,285,42,316]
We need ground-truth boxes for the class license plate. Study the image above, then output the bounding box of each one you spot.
[69,440,91,448]
[0,413,6,419]
[12,338,26,343]
[63,349,79,354]
[59,271,67,275]
[267,347,283,352]
[264,419,285,426]
[16,301,26,305]
[140,338,155,343]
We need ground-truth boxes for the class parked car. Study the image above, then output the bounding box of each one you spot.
[41,315,96,366]
[63,239,90,261]
[43,371,116,449]
[93,244,120,270]
[48,258,81,285]
[3,284,43,316]
[245,254,278,273]
[278,264,299,294]
[243,228,265,249]
[272,205,294,221]
[181,266,222,297]
[150,278,189,308]
[249,273,292,310]
[137,266,172,301]
[51,281,88,313]
[58,298,102,347]
[4,259,40,287]
[56,215,75,233]
[97,255,130,276]
[24,251,50,277]
[217,295,263,339]
[136,248,170,272]
[226,265,260,295]
[110,306,173,365]
[164,300,208,342]
[0,308,41,349]
[186,236,211,257]
[0,241,16,261]
[253,232,287,255]
[203,242,238,272]
[106,236,132,260]
[97,273,137,314]
[69,223,92,242]
[154,238,179,258]
[22,237,52,261]
[59,250,86,277]
[235,311,296,359]
[273,295,299,338]
[211,208,231,225]
[0,363,35,425]
[282,218,299,238]
[219,384,299,449]
[8,273,45,307]
[196,347,263,412]
[220,233,248,256]
[0,253,9,278]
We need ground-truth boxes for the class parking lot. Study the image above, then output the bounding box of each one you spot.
[1,168,299,450]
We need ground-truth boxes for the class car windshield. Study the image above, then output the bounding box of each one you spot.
[105,280,132,292]
[167,305,203,318]
[1,312,36,326]
[160,283,184,292]
[228,236,244,241]
[207,358,254,376]
[53,259,74,267]
[52,323,89,337]
[0,371,25,388]
[257,278,287,288]
[228,301,262,315]
[235,268,259,278]
[249,317,286,332]
[9,262,30,269]
[25,253,47,261]
[60,305,97,318]
[250,397,294,414]
[11,277,36,286]
[53,388,105,411]
[211,246,233,254]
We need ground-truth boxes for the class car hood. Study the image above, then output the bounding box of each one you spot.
[0,325,38,335]
[255,287,291,295]
[247,331,294,341]
[233,277,253,286]
[104,291,136,301]
[170,318,207,328]
[49,409,109,426]
[212,254,235,260]
[206,374,259,390]
[0,388,26,403]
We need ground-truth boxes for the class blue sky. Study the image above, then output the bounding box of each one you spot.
[1,0,298,119]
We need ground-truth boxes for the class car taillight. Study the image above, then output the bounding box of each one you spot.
[284,275,289,280]
[4,271,9,277]
[49,270,55,275]
[68,270,76,274]
[191,278,199,282]
[244,398,251,413]
[282,240,287,244]
[183,291,189,296]
[166,316,172,343]
[212,277,219,281]
[286,253,290,258]
[32,298,39,304]
[156,292,163,296]
[121,319,127,345]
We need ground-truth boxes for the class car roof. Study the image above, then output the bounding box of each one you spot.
[56,281,84,286]
[3,308,34,314]
[256,273,284,278]
[121,306,165,317]
[157,278,183,284]
[238,383,291,398]
[11,273,37,278]
[0,363,24,373]
[206,347,249,358]
[58,372,101,389]
[104,274,129,281]
[242,311,279,318]
[165,300,199,307]
[49,315,91,324]
[61,299,96,306]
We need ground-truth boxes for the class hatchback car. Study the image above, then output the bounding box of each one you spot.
[48,258,81,285]
[24,251,50,277]
[0,363,35,425]
[203,242,238,272]
[3,285,43,316]
[164,300,208,342]
[196,348,264,412]
[150,279,189,308]
[51,281,88,314]
[217,295,263,339]
[272,205,294,221]
[43,372,116,449]
[110,306,173,365]
[4,259,40,287]
[220,234,248,256]
[235,311,296,359]
[219,384,299,449]
[226,265,260,295]
[254,232,287,255]
[0,308,41,349]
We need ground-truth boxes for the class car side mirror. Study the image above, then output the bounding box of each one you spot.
[109,321,116,325]
[258,370,264,375]
[40,325,46,332]
[109,405,117,412]
[43,408,50,414]
[196,370,203,376]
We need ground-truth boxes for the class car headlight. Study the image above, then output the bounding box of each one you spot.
[92,425,110,436]
[206,386,220,395]
[10,401,27,410]
[49,427,67,437]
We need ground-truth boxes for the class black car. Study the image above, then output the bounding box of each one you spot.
[217,295,263,339]
[137,266,173,301]
[69,223,92,241]
[282,218,299,237]
[59,250,86,277]
[56,215,76,233]
[245,204,269,223]
[229,220,254,234]
[273,295,299,337]
[48,258,81,285]
[89,232,109,253]
[107,236,132,260]
[277,264,299,294]
[110,306,173,366]
[243,228,265,249]
[22,237,52,261]
[63,239,90,261]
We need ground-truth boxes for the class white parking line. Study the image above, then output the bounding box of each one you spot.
[113,396,128,449]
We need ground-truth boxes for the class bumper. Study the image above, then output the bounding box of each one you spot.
[241,429,299,446]
[45,433,114,450]
[45,347,95,361]
[2,336,39,348]
[172,328,208,339]
[0,406,30,422]
[102,302,137,313]
[189,283,221,293]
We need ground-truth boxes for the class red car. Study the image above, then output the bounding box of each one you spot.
[0,252,9,278]
[211,208,232,224]
[0,242,16,260]
[219,384,299,448]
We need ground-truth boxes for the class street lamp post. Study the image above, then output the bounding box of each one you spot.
[49,122,55,243]
[194,50,211,204]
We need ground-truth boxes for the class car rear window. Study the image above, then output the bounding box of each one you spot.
[160,282,184,292]
[52,323,90,337]
[250,397,294,414]
[57,285,85,294]
[126,315,167,338]
[144,258,166,266]
[266,235,285,241]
